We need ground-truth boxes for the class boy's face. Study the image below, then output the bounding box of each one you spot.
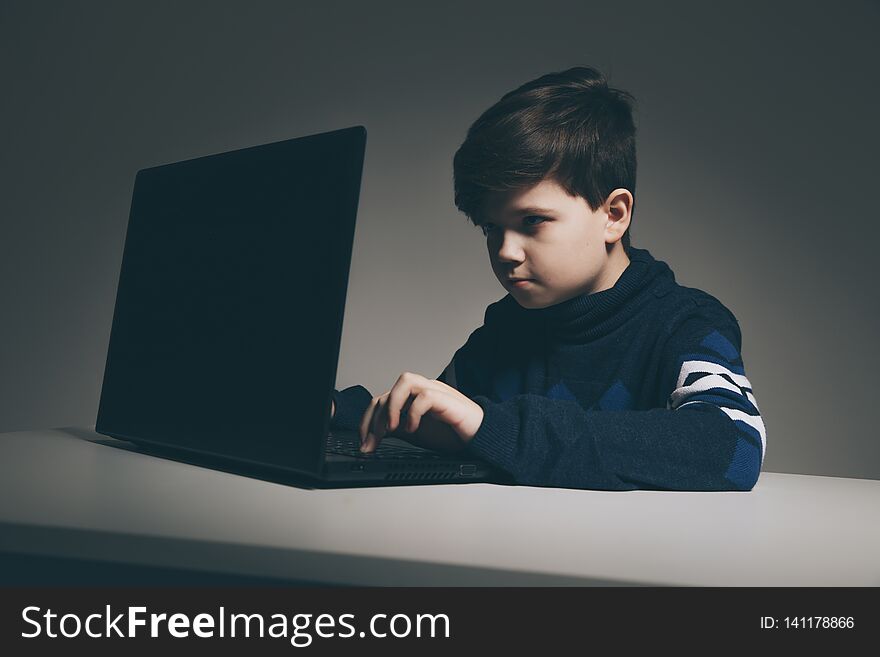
[479,179,632,309]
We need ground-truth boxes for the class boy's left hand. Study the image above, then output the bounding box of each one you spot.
[359,372,484,453]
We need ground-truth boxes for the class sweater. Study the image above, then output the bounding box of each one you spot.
[330,246,766,491]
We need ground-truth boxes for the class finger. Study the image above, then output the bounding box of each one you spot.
[386,372,420,433]
[359,396,381,444]
[370,395,388,440]
[363,424,384,453]
[403,389,435,434]
[363,395,389,453]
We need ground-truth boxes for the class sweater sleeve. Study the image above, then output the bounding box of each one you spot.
[465,296,766,491]
[329,385,374,432]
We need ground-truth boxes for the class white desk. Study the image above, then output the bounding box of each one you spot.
[1,427,877,586]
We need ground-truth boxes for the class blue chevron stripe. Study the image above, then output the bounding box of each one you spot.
[599,380,633,410]
[732,418,763,449]
[546,381,578,401]
[700,330,740,362]
[724,437,761,489]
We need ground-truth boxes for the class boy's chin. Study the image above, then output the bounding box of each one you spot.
[511,292,555,310]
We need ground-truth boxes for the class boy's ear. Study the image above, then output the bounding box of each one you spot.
[603,188,633,243]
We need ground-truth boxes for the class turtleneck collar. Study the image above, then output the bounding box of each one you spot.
[502,246,675,343]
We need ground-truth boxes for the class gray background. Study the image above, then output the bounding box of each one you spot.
[1,0,877,480]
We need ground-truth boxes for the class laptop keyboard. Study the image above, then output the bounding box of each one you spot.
[325,432,442,460]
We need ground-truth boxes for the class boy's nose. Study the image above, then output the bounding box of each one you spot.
[494,240,525,263]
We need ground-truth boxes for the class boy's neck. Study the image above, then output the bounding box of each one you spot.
[593,243,631,294]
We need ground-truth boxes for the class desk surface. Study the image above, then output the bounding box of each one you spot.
[1,427,878,586]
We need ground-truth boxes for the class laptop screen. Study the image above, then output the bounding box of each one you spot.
[96,127,366,476]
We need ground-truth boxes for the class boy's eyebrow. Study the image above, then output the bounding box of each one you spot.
[510,206,559,216]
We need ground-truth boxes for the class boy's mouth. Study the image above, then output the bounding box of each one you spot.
[509,279,534,288]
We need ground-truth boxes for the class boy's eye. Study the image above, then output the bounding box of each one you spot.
[479,216,545,236]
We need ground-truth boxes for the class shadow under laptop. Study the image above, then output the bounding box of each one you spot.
[59,427,503,491]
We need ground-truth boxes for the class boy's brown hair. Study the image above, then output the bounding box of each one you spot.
[453,66,638,251]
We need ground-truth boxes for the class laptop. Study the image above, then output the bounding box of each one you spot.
[95,125,508,487]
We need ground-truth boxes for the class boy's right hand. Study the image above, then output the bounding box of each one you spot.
[331,399,335,419]
[359,373,479,454]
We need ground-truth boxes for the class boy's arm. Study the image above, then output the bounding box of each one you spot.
[466,299,766,491]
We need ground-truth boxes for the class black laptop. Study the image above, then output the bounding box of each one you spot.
[95,126,506,486]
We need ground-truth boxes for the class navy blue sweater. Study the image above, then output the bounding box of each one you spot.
[331,246,766,491]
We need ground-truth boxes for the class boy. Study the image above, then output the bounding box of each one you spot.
[329,66,766,491]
